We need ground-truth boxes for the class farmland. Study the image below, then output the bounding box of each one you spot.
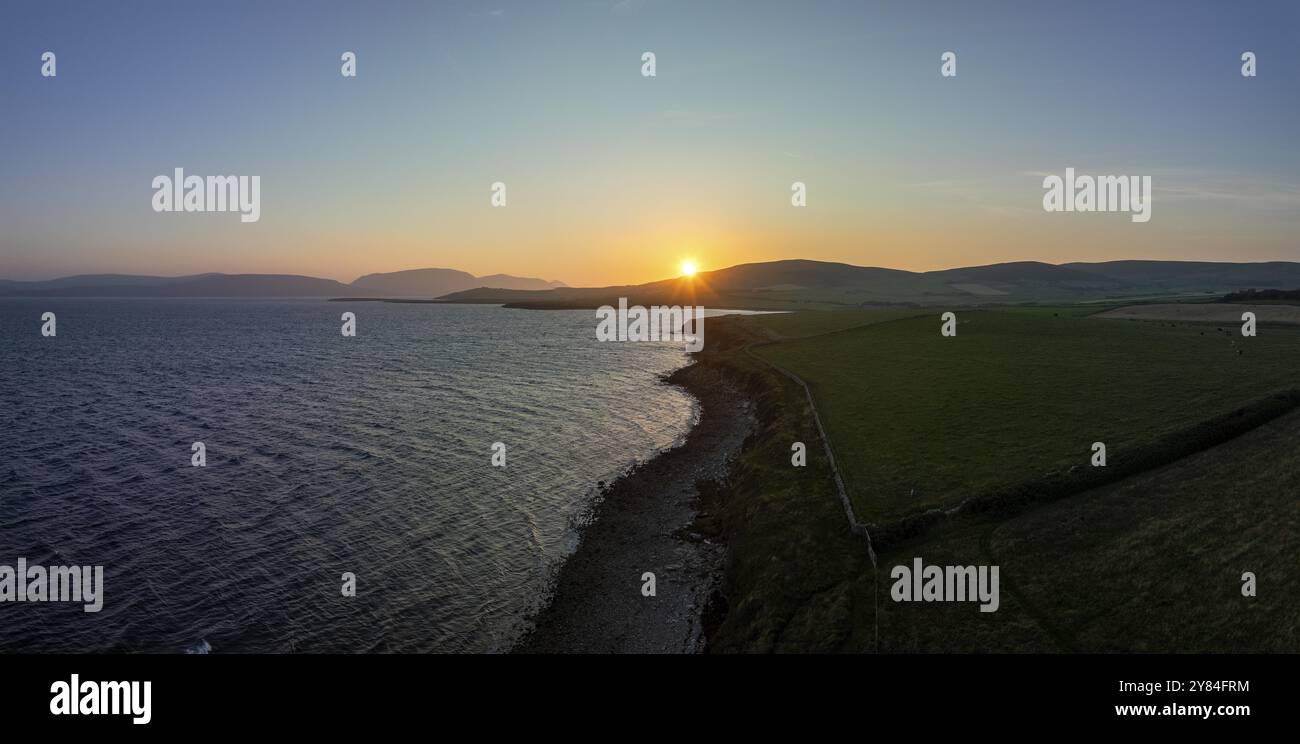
[752,307,1300,526]
[701,306,1300,652]
[873,405,1300,652]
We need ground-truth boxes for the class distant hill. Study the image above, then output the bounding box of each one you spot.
[0,274,352,298]
[1063,260,1300,292]
[350,268,565,297]
[930,260,1120,286]
[4,259,1296,305]
[476,274,567,290]
[685,260,919,291]
[17,273,219,288]
[437,260,958,310]
[439,259,1300,310]
[0,268,566,298]
[160,274,354,297]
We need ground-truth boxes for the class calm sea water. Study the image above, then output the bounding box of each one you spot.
[0,299,696,652]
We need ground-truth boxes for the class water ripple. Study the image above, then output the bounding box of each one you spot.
[0,299,695,653]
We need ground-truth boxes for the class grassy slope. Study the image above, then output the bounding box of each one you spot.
[743,308,931,340]
[702,307,1300,652]
[874,407,1300,652]
[695,311,905,652]
[753,307,1300,525]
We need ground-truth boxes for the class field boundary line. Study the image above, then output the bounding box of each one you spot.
[742,340,877,566]
[742,340,881,652]
[737,311,931,558]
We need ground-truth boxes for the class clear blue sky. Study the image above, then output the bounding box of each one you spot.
[1,0,1297,284]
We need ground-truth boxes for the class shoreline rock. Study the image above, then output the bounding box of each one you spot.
[513,360,753,654]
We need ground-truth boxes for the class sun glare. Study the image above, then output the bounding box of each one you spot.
[680,260,698,277]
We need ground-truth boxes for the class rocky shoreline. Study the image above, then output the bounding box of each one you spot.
[513,359,753,653]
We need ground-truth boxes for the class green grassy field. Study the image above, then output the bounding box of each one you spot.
[989,403,1300,652]
[742,307,930,340]
[698,307,1300,652]
[692,315,870,652]
[870,406,1300,652]
[753,307,1300,525]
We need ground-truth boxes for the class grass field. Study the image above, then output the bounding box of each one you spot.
[753,307,1300,525]
[698,307,1300,652]
[1096,302,1300,324]
[989,403,1300,652]
[871,406,1300,652]
[742,307,930,340]
[692,315,870,652]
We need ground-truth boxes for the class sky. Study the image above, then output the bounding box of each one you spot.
[1,0,1297,285]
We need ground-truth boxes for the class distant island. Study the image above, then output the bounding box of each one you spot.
[0,267,566,299]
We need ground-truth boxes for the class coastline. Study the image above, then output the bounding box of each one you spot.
[513,358,754,653]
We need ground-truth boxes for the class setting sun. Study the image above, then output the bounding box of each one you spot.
[680,260,698,277]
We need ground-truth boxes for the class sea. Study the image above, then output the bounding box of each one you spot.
[0,299,697,653]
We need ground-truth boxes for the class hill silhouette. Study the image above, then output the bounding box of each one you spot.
[439,259,1300,310]
[0,268,566,298]
[5,259,1298,305]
